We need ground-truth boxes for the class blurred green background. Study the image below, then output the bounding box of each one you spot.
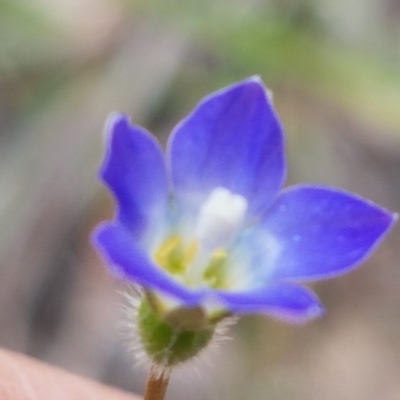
[1,0,400,399]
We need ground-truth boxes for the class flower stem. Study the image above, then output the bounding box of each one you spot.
[144,364,171,400]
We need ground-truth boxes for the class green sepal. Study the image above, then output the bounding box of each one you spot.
[138,297,214,366]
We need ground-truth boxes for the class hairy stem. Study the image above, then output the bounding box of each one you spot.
[143,365,171,400]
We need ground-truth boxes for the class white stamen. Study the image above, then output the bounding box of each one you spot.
[195,187,248,250]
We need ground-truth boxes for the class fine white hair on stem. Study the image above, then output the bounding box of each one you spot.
[180,315,238,380]
[119,286,150,368]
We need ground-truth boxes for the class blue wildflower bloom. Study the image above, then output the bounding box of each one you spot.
[93,76,396,324]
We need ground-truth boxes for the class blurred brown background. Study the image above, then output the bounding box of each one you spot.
[0,0,399,399]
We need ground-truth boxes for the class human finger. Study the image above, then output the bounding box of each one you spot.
[0,348,140,400]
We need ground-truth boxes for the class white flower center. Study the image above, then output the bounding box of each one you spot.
[195,187,248,251]
[154,188,248,290]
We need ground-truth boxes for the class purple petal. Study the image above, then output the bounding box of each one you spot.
[215,283,323,322]
[100,114,169,244]
[93,222,203,306]
[168,76,286,218]
[256,185,397,281]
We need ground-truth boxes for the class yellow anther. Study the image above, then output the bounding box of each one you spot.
[212,249,227,260]
[203,249,228,289]
[155,236,229,289]
[155,235,181,261]
[182,241,198,266]
[154,235,198,276]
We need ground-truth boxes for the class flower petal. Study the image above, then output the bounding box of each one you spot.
[255,185,397,281]
[93,222,203,306]
[215,283,323,322]
[100,114,168,245]
[168,76,286,219]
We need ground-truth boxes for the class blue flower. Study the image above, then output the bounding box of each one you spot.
[93,77,396,324]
